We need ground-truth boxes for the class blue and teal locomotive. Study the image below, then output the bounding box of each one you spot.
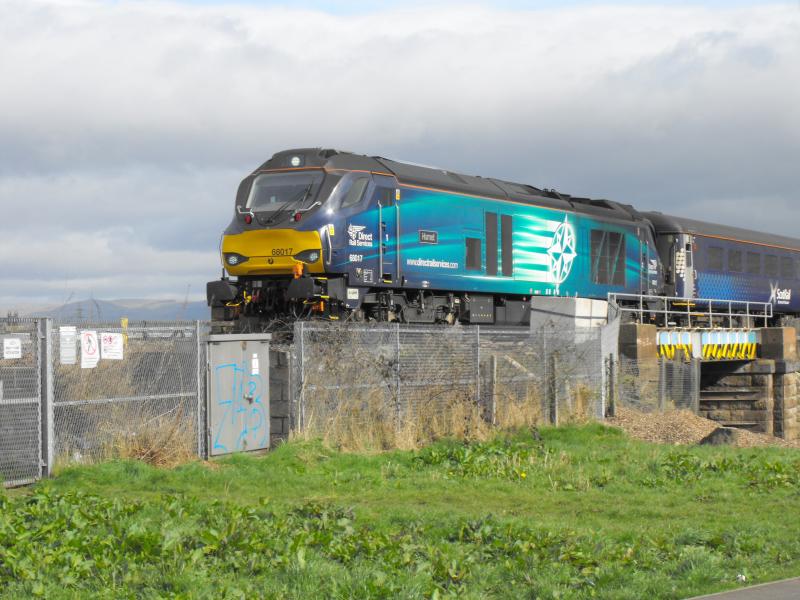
[207,148,800,328]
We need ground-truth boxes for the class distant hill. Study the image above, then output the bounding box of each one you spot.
[29,298,210,322]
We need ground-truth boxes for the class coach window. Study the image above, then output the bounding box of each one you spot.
[590,229,625,286]
[781,256,795,279]
[340,177,369,209]
[466,238,482,271]
[746,251,761,275]
[707,247,724,271]
[765,255,778,277]
[728,250,742,273]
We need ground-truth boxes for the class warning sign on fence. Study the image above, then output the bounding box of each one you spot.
[59,326,77,365]
[3,338,22,360]
[80,330,99,369]
[100,332,124,360]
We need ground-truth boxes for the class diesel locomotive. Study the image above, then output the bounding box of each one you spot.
[207,148,800,329]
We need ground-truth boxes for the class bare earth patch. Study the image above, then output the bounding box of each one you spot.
[607,407,797,448]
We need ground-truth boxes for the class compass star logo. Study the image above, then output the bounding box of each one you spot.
[547,216,577,294]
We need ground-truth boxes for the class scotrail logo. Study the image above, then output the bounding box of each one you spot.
[769,281,792,305]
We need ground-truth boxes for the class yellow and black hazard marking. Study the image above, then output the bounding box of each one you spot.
[657,331,695,362]
[700,330,758,360]
[657,330,759,361]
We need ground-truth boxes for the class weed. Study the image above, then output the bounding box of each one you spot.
[13,424,800,598]
[413,437,547,480]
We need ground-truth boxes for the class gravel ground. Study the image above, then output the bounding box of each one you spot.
[606,407,798,448]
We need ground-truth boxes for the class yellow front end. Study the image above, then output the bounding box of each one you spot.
[221,229,325,276]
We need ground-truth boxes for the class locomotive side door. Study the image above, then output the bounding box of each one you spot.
[372,175,399,284]
[638,229,650,295]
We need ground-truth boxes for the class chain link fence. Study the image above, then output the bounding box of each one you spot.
[51,320,206,468]
[1,317,207,487]
[292,322,607,448]
[2,314,714,486]
[0,318,42,486]
[614,358,700,414]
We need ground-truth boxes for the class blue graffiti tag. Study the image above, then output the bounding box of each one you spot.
[213,361,268,454]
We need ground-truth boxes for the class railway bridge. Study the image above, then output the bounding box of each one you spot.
[615,308,799,441]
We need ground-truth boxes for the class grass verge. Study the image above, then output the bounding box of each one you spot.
[3,423,800,598]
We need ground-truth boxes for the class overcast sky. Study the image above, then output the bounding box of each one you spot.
[1,0,798,309]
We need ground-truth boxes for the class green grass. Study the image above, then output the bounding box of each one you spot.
[3,423,800,598]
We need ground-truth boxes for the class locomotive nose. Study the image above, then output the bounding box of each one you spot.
[221,229,324,276]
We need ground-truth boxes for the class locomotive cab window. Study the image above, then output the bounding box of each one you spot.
[245,171,324,212]
[373,186,394,207]
[466,238,482,271]
[590,230,625,286]
[340,177,369,209]
[707,247,724,271]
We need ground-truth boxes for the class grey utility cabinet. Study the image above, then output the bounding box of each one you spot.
[206,334,271,456]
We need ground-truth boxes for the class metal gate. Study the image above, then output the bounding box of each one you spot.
[0,318,43,487]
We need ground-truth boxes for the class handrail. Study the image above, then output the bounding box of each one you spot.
[608,293,773,328]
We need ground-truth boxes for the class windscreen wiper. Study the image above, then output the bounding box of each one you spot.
[264,184,313,225]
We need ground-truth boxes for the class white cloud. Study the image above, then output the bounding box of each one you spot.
[0,0,798,305]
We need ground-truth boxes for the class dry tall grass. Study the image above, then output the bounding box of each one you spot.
[56,402,196,469]
[295,388,494,451]
[293,381,598,452]
[98,403,197,468]
[54,339,198,469]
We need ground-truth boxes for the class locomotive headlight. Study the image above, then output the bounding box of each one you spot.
[293,249,321,264]
[224,252,249,266]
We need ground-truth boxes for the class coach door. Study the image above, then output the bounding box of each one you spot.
[373,175,400,284]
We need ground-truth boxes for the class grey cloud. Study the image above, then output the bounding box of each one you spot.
[0,1,798,306]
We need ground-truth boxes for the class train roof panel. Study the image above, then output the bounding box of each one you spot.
[644,212,800,251]
[256,148,650,224]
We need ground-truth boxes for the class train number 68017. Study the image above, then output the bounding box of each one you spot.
[271,248,292,256]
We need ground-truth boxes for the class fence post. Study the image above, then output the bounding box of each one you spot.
[547,353,558,425]
[394,323,401,429]
[541,329,548,421]
[690,358,701,414]
[606,355,616,418]
[489,353,497,426]
[658,358,667,412]
[195,320,205,459]
[475,326,481,406]
[41,319,54,478]
[298,321,306,431]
